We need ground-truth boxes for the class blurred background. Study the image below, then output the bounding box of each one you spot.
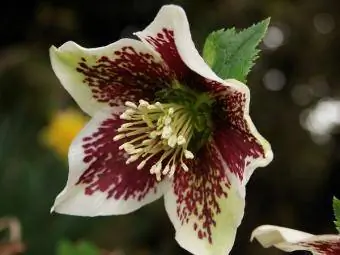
[1,0,340,254]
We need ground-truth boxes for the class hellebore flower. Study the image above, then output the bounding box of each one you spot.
[251,225,340,255]
[50,4,273,255]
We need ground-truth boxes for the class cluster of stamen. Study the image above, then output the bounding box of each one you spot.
[114,100,195,180]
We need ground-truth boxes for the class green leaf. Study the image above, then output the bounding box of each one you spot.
[203,18,270,83]
[57,240,76,255]
[57,240,100,255]
[77,241,101,255]
[333,197,340,233]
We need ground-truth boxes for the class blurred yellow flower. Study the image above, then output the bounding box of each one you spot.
[41,108,88,158]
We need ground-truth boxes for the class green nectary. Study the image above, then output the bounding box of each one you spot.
[155,81,215,152]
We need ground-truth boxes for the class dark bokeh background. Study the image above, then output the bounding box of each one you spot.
[1,0,340,254]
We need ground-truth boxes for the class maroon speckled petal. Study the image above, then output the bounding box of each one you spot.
[207,79,273,183]
[142,28,189,79]
[50,39,171,116]
[252,225,340,255]
[302,237,340,255]
[164,140,245,255]
[52,107,169,216]
[135,6,190,80]
[214,125,265,181]
[135,5,224,83]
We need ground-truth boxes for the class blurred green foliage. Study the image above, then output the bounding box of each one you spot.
[57,240,100,255]
[333,197,340,233]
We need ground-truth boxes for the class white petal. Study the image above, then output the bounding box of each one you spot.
[213,79,273,184]
[52,107,169,216]
[135,5,224,83]
[164,141,246,255]
[251,225,340,254]
[50,39,169,116]
[251,225,314,248]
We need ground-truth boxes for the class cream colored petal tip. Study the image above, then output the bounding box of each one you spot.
[251,225,314,248]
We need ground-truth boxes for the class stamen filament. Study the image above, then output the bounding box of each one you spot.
[116,100,197,180]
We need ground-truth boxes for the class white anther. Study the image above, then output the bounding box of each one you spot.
[155,102,163,109]
[147,105,157,110]
[162,165,170,175]
[125,101,137,108]
[119,112,131,120]
[169,164,176,177]
[142,139,152,145]
[184,150,194,159]
[168,108,174,115]
[181,163,189,172]
[149,131,158,139]
[113,134,125,141]
[164,116,172,125]
[168,135,177,148]
[150,162,162,174]
[122,143,135,153]
[137,160,146,170]
[155,163,162,173]
[156,172,162,181]
[177,135,186,145]
[161,126,172,139]
[121,123,134,129]
[125,109,135,115]
[139,99,149,107]
[126,154,139,164]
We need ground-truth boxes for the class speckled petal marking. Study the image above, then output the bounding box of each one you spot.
[214,124,265,181]
[51,107,169,216]
[135,5,223,83]
[50,39,171,116]
[302,238,340,255]
[164,140,245,255]
[142,28,189,79]
[207,79,273,183]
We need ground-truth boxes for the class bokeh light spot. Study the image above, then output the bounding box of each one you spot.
[291,84,313,106]
[313,13,335,34]
[301,99,340,144]
[263,68,286,91]
[263,26,285,50]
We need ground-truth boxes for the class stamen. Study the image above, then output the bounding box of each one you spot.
[137,160,146,170]
[164,116,172,125]
[121,143,135,152]
[161,126,172,139]
[113,134,125,141]
[168,135,177,148]
[169,164,176,177]
[181,163,189,172]
[139,99,149,107]
[126,154,139,164]
[162,165,170,175]
[150,162,162,174]
[184,150,194,159]
[177,135,186,145]
[125,101,138,108]
[115,100,196,180]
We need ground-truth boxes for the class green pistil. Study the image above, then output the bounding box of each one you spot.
[155,81,214,152]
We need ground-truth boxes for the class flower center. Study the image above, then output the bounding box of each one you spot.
[114,83,214,180]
